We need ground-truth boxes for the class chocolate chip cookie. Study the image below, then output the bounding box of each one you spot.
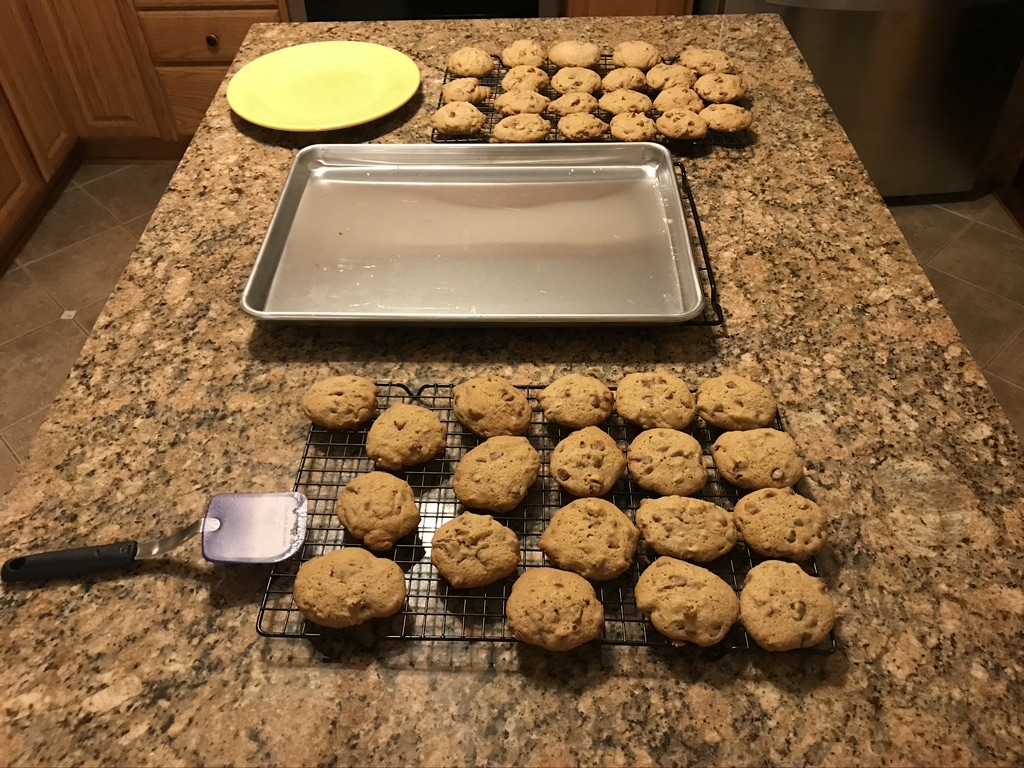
[448,46,495,78]
[615,371,696,430]
[365,403,446,471]
[547,40,601,68]
[635,496,737,562]
[696,374,777,430]
[627,428,707,496]
[537,373,614,428]
[711,428,804,490]
[336,471,421,551]
[635,556,739,646]
[293,547,407,629]
[301,375,377,430]
[739,560,835,651]
[452,375,532,438]
[733,487,827,561]
[492,113,551,142]
[539,497,639,581]
[431,512,521,588]
[549,426,626,497]
[452,435,541,513]
[506,567,605,651]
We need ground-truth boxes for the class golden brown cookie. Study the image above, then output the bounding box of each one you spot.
[615,371,696,430]
[548,92,600,117]
[506,567,604,651]
[431,512,521,588]
[448,46,496,77]
[293,548,407,629]
[492,113,552,143]
[655,109,708,140]
[635,556,739,646]
[627,428,707,496]
[609,113,656,142]
[611,41,662,71]
[365,403,446,471]
[501,39,546,68]
[700,103,752,133]
[557,113,609,141]
[452,435,541,513]
[635,496,736,562]
[539,498,639,581]
[739,560,835,651]
[547,40,601,68]
[694,72,746,104]
[598,89,652,115]
[711,428,804,490]
[549,426,626,497]
[733,487,827,561]
[431,102,486,135]
[678,47,735,75]
[501,65,550,92]
[551,67,603,95]
[602,67,648,92]
[336,471,421,551]
[696,374,777,430]
[301,375,377,430]
[652,86,704,114]
[537,373,614,428]
[442,77,492,104]
[452,375,532,438]
[646,63,697,91]
[494,89,550,116]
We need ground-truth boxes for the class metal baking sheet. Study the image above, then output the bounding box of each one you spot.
[242,143,705,324]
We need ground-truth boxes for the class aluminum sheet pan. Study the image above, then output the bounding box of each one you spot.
[241,143,705,324]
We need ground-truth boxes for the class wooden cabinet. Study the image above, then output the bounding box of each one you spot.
[135,1,284,137]
[0,90,46,260]
[27,0,168,140]
[0,2,76,181]
[565,0,693,14]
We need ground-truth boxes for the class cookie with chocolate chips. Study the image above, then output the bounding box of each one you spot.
[711,428,804,490]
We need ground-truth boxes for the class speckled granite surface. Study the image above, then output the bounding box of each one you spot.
[2,15,1023,766]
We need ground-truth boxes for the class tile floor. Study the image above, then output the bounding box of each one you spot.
[1,162,1023,498]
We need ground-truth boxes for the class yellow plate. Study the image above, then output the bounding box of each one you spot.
[226,41,421,132]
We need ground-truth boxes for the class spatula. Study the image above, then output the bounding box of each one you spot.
[1,492,308,584]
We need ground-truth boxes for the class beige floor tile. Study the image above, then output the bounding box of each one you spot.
[72,162,129,186]
[80,162,179,224]
[0,442,20,499]
[979,200,1024,238]
[922,267,1024,366]
[0,320,87,429]
[887,203,971,264]
[1,407,50,462]
[0,267,63,345]
[927,223,1024,305]
[986,329,1024,389]
[984,374,1024,440]
[14,186,121,264]
[73,297,110,334]
[24,226,138,312]
[932,195,996,220]
[124,212,153,238]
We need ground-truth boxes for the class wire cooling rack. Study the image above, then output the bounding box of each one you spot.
[258,383,835,655]
[430,53,755,152]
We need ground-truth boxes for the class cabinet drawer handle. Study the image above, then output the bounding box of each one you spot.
[206,34,219,48]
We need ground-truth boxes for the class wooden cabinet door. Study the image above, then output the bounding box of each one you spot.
[0,90,45,258]
[27,0,167,139]
[565,0,693,14]
[0,2,76,181]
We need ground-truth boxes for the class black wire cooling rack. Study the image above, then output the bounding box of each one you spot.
[257,383,835,655]
[430,53,756,152]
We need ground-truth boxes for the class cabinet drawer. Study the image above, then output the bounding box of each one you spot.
[139,9,278,64]
[157,66,226,135]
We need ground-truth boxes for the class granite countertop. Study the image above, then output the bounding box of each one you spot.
[2,14,1023,766]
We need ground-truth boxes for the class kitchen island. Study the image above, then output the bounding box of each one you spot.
[2,15,1023,766]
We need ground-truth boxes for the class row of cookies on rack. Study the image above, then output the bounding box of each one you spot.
[433,39,752,142]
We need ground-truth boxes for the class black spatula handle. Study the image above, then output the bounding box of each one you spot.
[1,541,139,584]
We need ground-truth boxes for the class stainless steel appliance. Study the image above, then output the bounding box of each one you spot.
[698,0,1024,196]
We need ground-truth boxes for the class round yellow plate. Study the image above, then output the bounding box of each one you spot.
[226,41,421,131]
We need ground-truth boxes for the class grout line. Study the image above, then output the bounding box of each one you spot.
[0,406,51,462]
[911,213,974,266]
[983,323,1024,377]
[0,434,22,466]
[76,163,133,189]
